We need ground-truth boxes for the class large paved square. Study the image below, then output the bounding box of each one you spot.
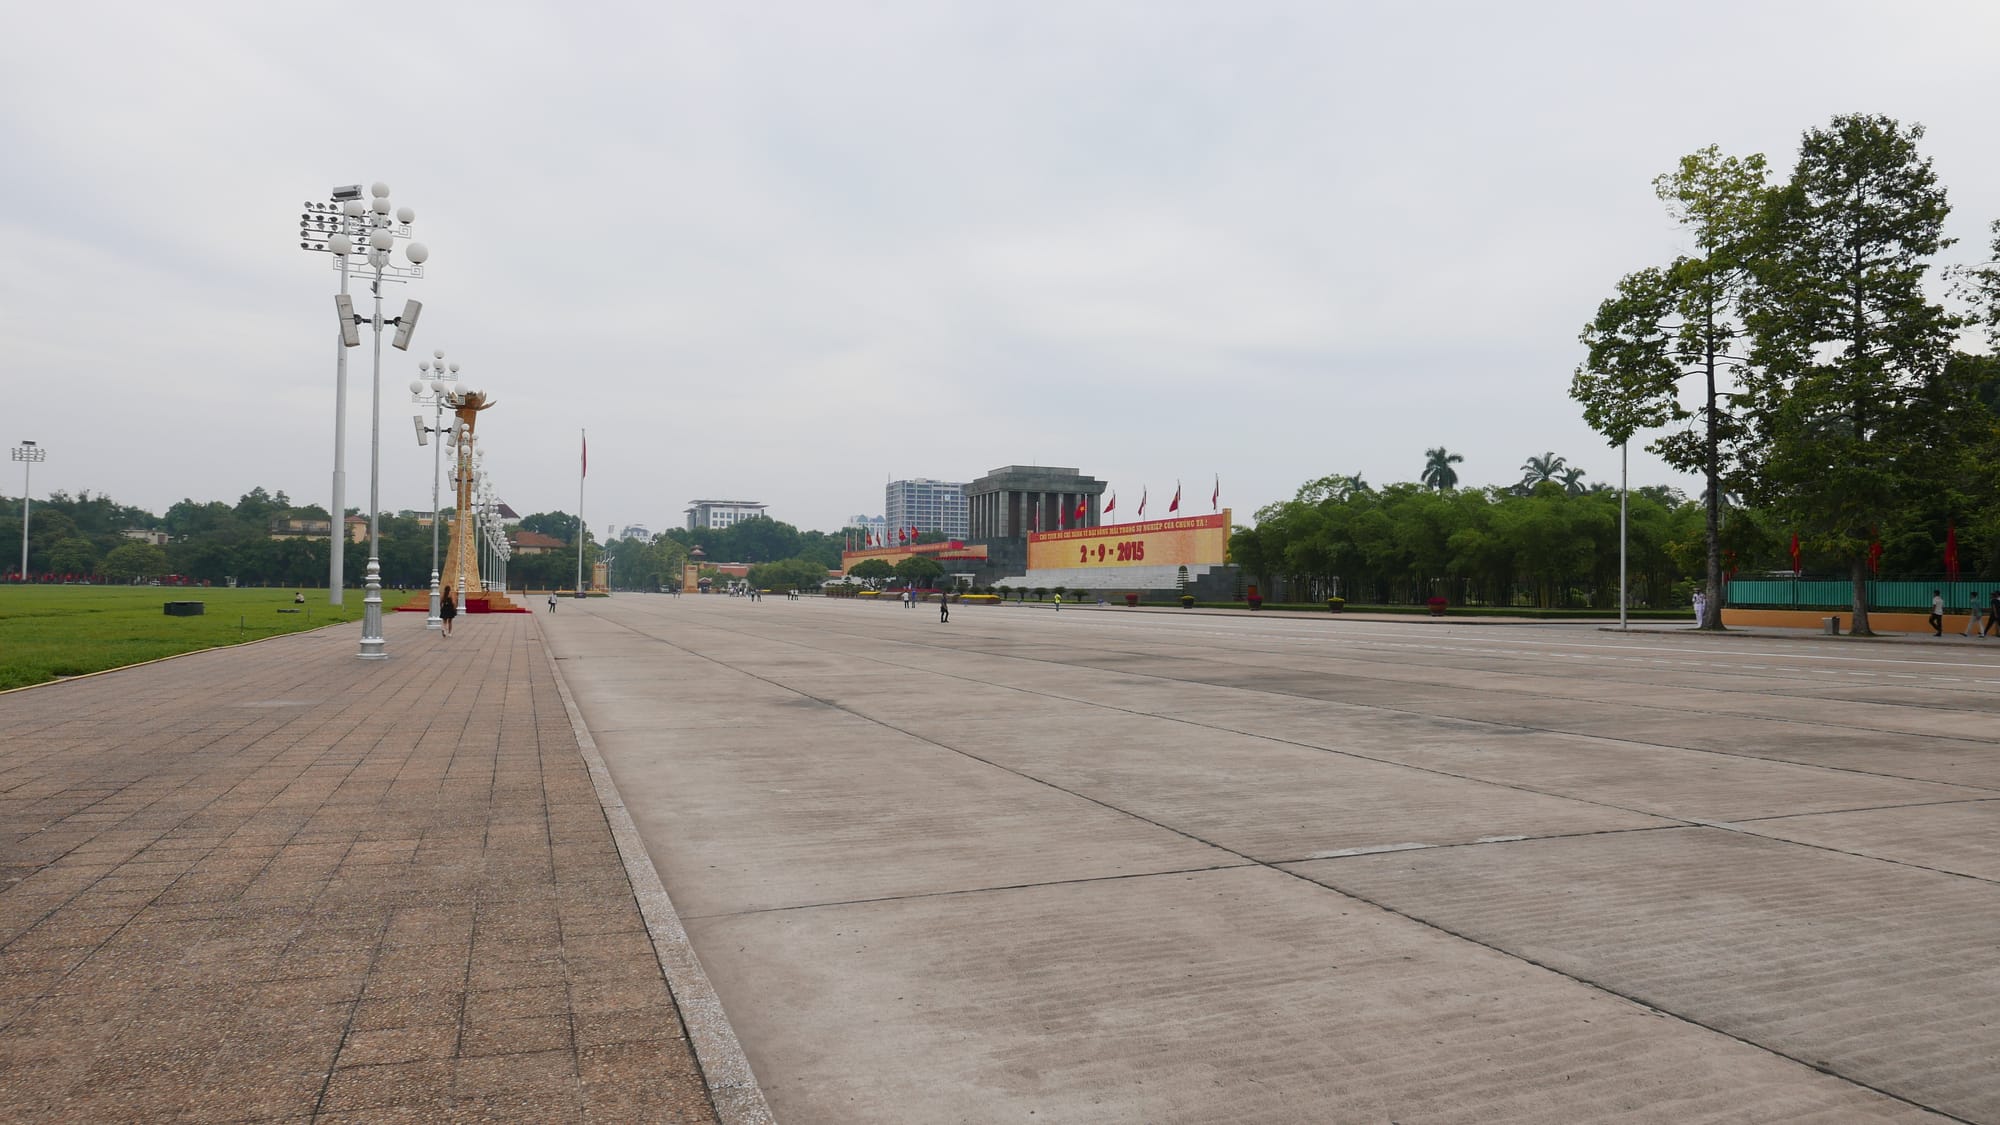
[550,598,2000,1124]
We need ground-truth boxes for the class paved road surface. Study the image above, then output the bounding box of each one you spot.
[549,596,2000,1124]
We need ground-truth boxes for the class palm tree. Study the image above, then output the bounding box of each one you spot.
[1518,451,1569,492]
[1557,466,1588,495]
[1421,447,1463,491]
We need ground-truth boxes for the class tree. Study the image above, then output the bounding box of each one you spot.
[101,542,169,582]
[1740,114,1966,635]
[1420,447,1463,491]
[747,557,832,592]
[516,512,576,542]
[1556,467,1588,495]
[847,558,894,584]
[1574,145,1770,629]
[1516,453,1569,492]
[47,537,98,577]
[893,555,944,586]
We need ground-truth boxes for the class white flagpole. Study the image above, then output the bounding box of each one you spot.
[575,428,586,598]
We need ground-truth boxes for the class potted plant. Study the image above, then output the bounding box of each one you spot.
[1427,595,1447,616]
[1327,596,1345,613]
[1124,593,1139,607]
[1180,593,1196,608]
[1247,593,1263,610]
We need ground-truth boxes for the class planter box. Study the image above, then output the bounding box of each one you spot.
[1125,593,1139,607]
[164,601,204,616]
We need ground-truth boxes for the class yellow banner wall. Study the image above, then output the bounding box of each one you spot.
[1027,511,1230,570]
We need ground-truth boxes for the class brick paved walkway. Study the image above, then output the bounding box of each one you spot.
[0,613,727,1123]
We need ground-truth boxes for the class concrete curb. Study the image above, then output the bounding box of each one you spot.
[538,632,775,1125]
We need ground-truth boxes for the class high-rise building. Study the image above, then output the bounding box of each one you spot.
[684,500,767,531]
[885,479,969,540]
[848,514,888,543]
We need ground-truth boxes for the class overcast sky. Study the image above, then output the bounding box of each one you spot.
[4,2,1997,538]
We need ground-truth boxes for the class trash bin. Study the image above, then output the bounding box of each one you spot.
[1823,616,1840,635]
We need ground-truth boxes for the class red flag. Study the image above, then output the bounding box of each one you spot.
[1946,524,1960,580]
[1869,540,1882,574]
[910,525,920,542]
[1789,534,1801,575]
[1138,487,1147,517]
[581,432,587,478]
[898,528,907,544]
[1104,492,1116,514]
[1211,475,1219,511]
[1168,482,1181,513]
[1073,498,1086,522]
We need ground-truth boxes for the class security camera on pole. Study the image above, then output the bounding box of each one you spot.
[411,351,463,629]
[325,182,430,660]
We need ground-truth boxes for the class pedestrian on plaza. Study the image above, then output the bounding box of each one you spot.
[441,586,458,637]
[1966,592,1984,638]
[1986,590,2000,637]
[1692,590,1706,627]
[939,592,950,624]
[1054,592,1062,612]
[548,593,557,613]
[1930,590,1944,636]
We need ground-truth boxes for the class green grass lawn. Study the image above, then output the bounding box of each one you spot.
[0,586,417,691]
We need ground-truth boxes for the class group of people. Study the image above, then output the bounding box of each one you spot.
[1929,589,2000,638]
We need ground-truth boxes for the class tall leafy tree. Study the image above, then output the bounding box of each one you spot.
[1574,145,1769,629]
[1516,452,1569,492]
[1740,114,1967,634]
[1420,447,1463,491]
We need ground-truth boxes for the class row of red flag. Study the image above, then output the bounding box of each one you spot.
[1101,475,1221,523]
[1789,526,1961,577]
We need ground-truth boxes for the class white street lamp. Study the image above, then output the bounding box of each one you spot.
[325,181,429,660]
[411,351,463,629]
[11,440,46,581]
[301,185,427,607]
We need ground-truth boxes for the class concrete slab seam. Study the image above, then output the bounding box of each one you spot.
[538,626,776,1125]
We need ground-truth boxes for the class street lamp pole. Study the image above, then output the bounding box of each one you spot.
[11,441,45,581]
[411,351,462,629]
[326,182,429,660]
[302,185,427,608]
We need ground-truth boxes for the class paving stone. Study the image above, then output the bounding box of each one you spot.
[0,615,721,1123]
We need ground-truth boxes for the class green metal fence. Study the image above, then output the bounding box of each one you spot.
[1727,579,1992,610]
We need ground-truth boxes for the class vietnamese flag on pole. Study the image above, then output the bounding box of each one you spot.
[1789,533,1801,575]
[1168,482,1181,513]
[1211,475,1219,511]
[1104,492,1116,516]
[1946,524,1960,580]
[581,432,587,478]
[1137,487,1147,518]
[1073,497,1086,524]
[1869,540,1883,573]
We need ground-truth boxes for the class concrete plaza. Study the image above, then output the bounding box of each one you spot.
[549,596,2000,1124]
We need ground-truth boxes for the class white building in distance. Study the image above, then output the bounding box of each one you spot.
[886,478,969,540]
[684,500,767,531]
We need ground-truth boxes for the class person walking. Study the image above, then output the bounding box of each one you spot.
[1966,591,1984,638]
[1930,589,1944,636]
[547,593,557,613]
[441,586,458,637]
[939,592,950,624]
[1692,590,1707,627]
[1984,590,2000,637]
[1054,592,1062,612]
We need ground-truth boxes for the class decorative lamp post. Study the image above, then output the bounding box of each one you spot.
[411,351,463,628]
[11,440,45,581]
[439,388,495,609]
[324,183,429,659]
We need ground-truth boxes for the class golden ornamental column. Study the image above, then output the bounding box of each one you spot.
[440,391,494,602]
